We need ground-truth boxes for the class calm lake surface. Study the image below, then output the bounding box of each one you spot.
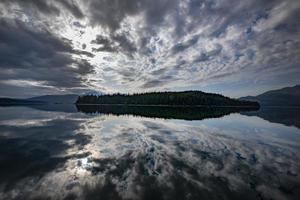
[0,105,299,200]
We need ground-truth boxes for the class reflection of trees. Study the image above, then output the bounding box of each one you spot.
[76,105,259,120]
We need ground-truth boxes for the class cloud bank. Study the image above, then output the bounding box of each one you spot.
[0,0,299,97]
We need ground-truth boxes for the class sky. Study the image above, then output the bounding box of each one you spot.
[0,0,299,98]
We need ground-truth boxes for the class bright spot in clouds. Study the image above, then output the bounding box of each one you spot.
[0,0,299,98]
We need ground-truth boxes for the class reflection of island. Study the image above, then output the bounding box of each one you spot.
[241,107,300,129]
[76,105,259,120]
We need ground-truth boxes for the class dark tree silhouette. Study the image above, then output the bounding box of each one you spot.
[76,91,259,107]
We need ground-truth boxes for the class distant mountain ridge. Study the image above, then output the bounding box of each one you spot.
[240,85,300,106]
[27,94,78,104]
[0,98,44,105]
[0,94,79,105]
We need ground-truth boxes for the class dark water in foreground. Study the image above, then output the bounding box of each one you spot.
[0,105,299,200]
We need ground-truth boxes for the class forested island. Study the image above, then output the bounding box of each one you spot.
[76,91,259,107]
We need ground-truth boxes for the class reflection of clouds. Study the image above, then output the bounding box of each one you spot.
[0,108,300,199]
[68,114,300,199]
[0,107,93,200]
[0,119,52,127]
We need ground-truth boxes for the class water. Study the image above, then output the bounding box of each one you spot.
[0,105,299,200]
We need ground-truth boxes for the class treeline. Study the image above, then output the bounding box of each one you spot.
[76,91,259,107]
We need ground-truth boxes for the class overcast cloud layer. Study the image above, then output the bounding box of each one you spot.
[0,0,299,98]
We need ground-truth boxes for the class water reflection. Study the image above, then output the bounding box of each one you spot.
[76,105,259,120]
[241,107,300,129]
[0,106,299,200]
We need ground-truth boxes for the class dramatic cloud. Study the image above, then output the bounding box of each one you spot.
[0,0,299,97]
[57,0,84,19]
[0,17,95,97]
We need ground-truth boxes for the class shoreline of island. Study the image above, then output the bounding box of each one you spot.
[75,103,260,108]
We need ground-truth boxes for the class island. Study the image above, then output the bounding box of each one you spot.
[76,91,260,107]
